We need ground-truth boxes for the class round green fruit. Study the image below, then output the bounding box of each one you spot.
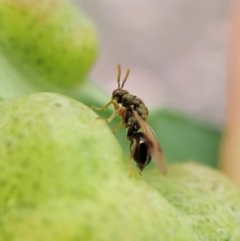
[0,0,98,88]
[144,163,240,240]
[0,92,240,241]
[0,92,198,241]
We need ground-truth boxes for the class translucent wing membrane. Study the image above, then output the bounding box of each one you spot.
[131,108,168,174]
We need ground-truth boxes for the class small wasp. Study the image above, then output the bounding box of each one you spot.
[92,65,168,175]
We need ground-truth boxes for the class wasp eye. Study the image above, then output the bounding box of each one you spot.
[112,89,121,98]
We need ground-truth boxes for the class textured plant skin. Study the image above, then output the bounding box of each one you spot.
[0,0,98,88]
[0,93,240,240]
[0,92,199,241]
[144,163,240,240]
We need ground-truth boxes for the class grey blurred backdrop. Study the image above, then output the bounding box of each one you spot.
[74,0,232,126]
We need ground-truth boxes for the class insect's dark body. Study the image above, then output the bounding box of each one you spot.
[112,90,149,122]
[127,116,152,171]
[92,65,167,175]
[121,94,149,121]
[112,90,151,171]
[130,131,151,171]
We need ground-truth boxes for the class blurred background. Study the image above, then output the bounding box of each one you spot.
[74,0,231,127]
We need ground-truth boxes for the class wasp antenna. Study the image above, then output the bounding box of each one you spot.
[117,64,121,88]
[121,68,130,89]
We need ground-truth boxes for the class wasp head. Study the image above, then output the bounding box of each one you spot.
[111,65,130,103]
[112,88,129,103]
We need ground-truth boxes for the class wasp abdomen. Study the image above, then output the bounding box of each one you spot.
[131,132,151,171]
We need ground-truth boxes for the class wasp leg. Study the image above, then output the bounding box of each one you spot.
[136,166,142,176]
[91,100,119,111]
[112,121,124,134]
[128,138,138,177]
[95,107,121,124]
[105,108,122,123]
[112,106,129,134]
[113,101,121,112]
[104,105,128,123]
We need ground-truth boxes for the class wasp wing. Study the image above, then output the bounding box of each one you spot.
[131,109,168,174]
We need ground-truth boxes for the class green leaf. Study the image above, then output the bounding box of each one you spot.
[148,110,221,168]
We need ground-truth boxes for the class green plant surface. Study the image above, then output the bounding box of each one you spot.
[0,0,98,102]
[0,92,199,241]
[144,163,240,240]
[0,92,239,241]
